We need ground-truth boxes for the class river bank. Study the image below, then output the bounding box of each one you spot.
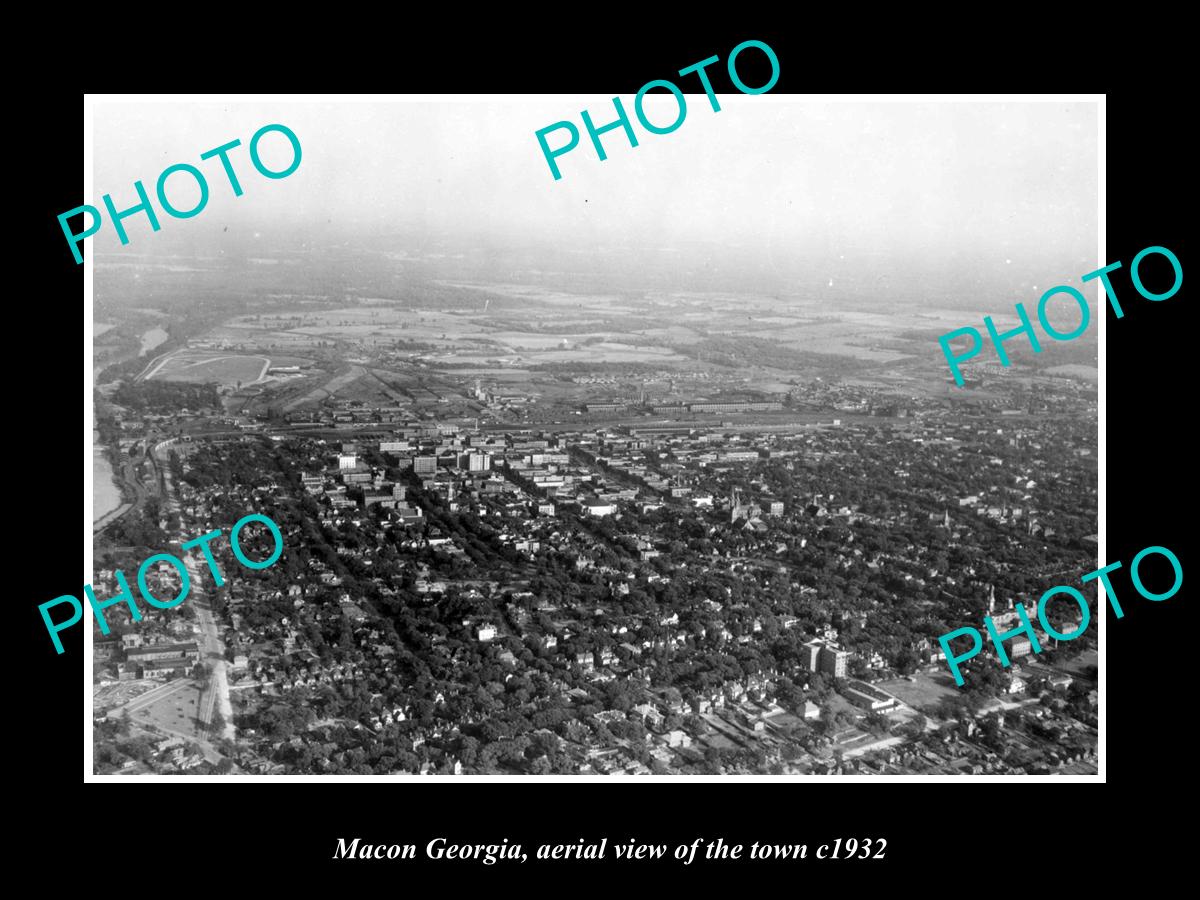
[93,429,123,524]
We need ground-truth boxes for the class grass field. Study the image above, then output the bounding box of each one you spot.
[129,681,206,741]
[192,283,964,377]
[877,673,960,712]
[1043,364,1099,381]
[147,352,270,385]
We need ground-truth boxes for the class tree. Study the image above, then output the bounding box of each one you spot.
[809,672,828,697]
[864,710,892,737]
[902,713,927,740]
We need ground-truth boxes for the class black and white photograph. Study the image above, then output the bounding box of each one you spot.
[15,12,1200,886]
[81,94,1105,780]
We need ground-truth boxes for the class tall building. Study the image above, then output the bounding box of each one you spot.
[413,455,437,475]
[800,639,848,678]
[460,452,490,472]
[818,646,849,678]
[337,454,357,470]
[800,640,823,673]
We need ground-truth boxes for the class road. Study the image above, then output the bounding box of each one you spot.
[103,677,194,721]
[104,678,224,765]
[93,500,133,532]
[192,576,236,742]
[134,348,175,381]
[142,352,272,384]
[93,456,147,532]
[93,442,168,533]
[843,735,907,760]
[154,441,235,745]
[230,681,272,691]
[117,678,196,715]
[153,408,867,446]
[136,717,224,765]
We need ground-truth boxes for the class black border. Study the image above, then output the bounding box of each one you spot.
[20,24,1191,887]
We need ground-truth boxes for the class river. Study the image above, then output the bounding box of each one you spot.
[93,326,164,525]
[140,326,169,356]
[93,429,123,523]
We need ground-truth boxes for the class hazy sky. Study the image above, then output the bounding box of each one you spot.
[90,97,1098,280]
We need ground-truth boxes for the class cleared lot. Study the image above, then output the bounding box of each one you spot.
[877,673,960,712]
[129,680,206,740]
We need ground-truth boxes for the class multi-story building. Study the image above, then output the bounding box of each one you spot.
[799,639,849,678]
[843,680,898,711]
[141,658,196,678]
[689,401,783,414]
[585,403,628,413]
[819,645,850,678]
[800,640,823,673]
[126,642,201,664]
[461,452,490,472]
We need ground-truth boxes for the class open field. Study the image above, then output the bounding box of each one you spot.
[127,274,1095,421]
[877,672,961,711]
[209,301,701,375]
[102,677,208,743]
[184,284,973,376]
[424,344,689,366]
[1021,649,1098,682]
[1043,364,1099,381]
[439,282,629,310]
[130,681,206,740]
[280,365,367,412]
[144,351,271,385]
[1061,649,1099,677]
